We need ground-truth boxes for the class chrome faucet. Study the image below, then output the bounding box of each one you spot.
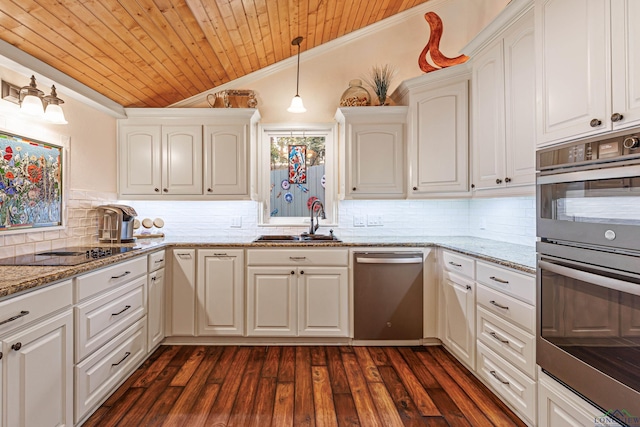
[309,200,326,235]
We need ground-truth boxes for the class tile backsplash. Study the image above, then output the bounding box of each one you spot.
[0,195,536,257]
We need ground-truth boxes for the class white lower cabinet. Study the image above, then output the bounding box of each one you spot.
[246,249,349,337]
[147,267,165,351]
[197,249,244,336]
[169,249,196,336]
[441,271,475,368]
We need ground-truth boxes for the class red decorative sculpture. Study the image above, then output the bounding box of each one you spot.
[419,12,469,73]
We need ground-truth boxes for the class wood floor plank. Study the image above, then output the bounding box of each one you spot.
[333,393,361,426]
[93,387,145,427]
[162,346,224,427]
[169,345,207,386]
[132,345,182,388]
[228,346,267,427]
[205,346,252,425]
[427,387,473,427]
[398,347,440,388]
[354,347,382,383]
[368,381,406,427]
[415,350,494,427]
[167,345,197,367]
[384,347,441,417]
[138,387,183,427]
[278,346,296,382]
[262,346,281,378]
[272,382,295,427]
[326,346,351,394]
[207,345,238,383]
[182,383,221,427]
[100,367,144,408]
[249,377,277,427]
[311,346,328,365]
[295,346,316,427]
[312,366,338,427]
[427,346,527,426]
[367,347,389,366]
[377,365,428,427]
[81,407,109,427]
[342,352,383,427]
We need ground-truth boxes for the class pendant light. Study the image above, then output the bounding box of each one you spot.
[287,36,306,113]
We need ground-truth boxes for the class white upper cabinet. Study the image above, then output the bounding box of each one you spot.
[336,107,407,199]
[466,3,536,192]
[395,65,470,196]
[536,0,640,146]
[118,125,162,195]
[204,125,249,198]
[162,125,203,195]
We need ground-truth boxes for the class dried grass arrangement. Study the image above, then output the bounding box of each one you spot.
[363,64,396,106]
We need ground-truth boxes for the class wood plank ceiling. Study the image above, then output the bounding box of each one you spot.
[0,0,432,108]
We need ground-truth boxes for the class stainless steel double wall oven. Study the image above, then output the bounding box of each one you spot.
[536,130,640,423]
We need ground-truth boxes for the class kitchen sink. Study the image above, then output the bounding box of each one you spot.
[253,234,341,243]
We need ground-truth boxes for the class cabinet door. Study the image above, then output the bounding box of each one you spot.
[412,80,469,194]
[162,125,203,195]
[442,274,475,368]
[611,0,640,130]
[503,11,536,187]
[472,41,506,191]
[204,125,248,197]
[538,373,605,427]
[2,310,73,427]
[348,123,405,197]
[169,249,196,336]
[536,0,609,145]
[147,268,165,351]
[118,125,162,195]
[197,250,244,336]
[247,267,296,336]
[298,267,348,337]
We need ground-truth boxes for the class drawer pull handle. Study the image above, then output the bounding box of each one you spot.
[489,276,509,284]
[490,370,510,385]
[151,276,156,282]
[111,271,131,279]
[465,285,472,291]
[11,342,22,351]
[0,310,29,326]
[489,331,509,344]
[177,253,192,259]
[489,300,509,310]
[111,352,131,367]
[448,261,462,267]
[289,257,307,261]
[112,305,131,316]
[154,259,164,264]
[213,253,228,257]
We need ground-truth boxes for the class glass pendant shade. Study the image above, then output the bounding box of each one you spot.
[21,94,45,115]
[44,104,68,124]
[287,95,306,113]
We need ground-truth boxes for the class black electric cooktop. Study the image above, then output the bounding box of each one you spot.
[0,246,140,266]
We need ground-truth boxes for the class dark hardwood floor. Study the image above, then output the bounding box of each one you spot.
[84,345,527,427]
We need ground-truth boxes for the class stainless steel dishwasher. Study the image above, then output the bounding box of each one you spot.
[354,252,423,340]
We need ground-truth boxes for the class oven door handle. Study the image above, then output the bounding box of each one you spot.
[536,164,640,185]
[539,260,640,297]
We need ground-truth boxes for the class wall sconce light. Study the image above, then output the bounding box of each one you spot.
[287,36,306,113]
[1,75,68,124]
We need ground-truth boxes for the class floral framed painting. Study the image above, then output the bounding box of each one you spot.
[0,131,63,231]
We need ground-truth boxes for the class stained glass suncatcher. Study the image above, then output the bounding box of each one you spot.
[0,132,63,230]
[288,145,307,184]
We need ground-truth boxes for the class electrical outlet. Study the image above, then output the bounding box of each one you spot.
[353,215,365,227]
[479,218,487,230]
[230,217,242,228]
[367,214,383,226]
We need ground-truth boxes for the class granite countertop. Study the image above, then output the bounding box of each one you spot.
[0,236,536,300]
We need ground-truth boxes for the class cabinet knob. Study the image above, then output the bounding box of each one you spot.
[505,177,511,183]
[413,186,418,191]
[291,271,295,275]
[11,342,22,351]
[496,179,503,184]
[590,118,602,127]
[207,188,212,192]
[471,184,475,189]
[300,270,304,275]
[0,352,3,360]
[163,188,168,193]
[352,187,356,191]
[154,188,160,192]
[611,113,624,122]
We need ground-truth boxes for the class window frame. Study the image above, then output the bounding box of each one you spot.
[257,123,338,227]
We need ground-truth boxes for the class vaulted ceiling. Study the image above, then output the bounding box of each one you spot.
[0,0,432,108]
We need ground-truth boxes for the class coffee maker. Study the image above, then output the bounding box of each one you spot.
[97,204,137,243]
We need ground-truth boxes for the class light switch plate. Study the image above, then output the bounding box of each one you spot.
[367,215,383,226]
[353,215,365,227]
[230,217,242,228]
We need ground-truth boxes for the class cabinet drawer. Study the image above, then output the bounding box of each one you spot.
[148,250,166,272]
[477,306,535,378]
[476,341,536,424]
[75,276,147,361]
[476,261,534,304]
[442,251,475,278]
[75,257,147,302]
[247,249,348,266]
[477,284,535,334]
[75,318,147,422]
[0,280,72,336]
